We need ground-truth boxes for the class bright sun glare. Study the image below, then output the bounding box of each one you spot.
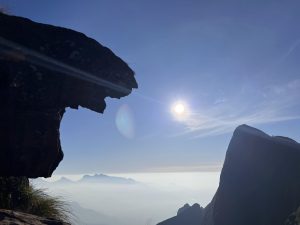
[174,103,185,114]
[171,101,189,120]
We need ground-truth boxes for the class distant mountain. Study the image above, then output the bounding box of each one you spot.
[31,174,137,187]
[54,177,75,185]
[79,174,137,184]
[158,124,300,225]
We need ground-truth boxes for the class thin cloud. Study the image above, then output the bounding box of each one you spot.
[177,79,300,138]
[282,39,300,61]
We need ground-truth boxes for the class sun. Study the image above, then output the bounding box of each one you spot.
[171,101,189,120]
[174,103,185,115]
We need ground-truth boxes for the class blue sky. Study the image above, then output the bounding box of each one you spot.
[2,0,300,174]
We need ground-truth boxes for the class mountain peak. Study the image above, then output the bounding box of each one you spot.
[79,173,136,184]
[158,125,300,225]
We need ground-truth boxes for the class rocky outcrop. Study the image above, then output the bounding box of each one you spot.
[177,203,193,216]
[0,12,137,178]
[157,203,204,225]
[158,125,300,225]
[0,209,70,225]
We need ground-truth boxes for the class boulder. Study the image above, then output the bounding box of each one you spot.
[0,12,137,178]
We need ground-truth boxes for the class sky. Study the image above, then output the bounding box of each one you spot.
[1,0,300,174]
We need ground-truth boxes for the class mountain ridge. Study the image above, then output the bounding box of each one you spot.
[32,173,137,186]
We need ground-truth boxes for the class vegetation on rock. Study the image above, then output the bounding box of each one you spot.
[0,177,70,223]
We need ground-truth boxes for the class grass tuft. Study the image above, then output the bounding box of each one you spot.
[0,177,70,223]
[20,184,71,223]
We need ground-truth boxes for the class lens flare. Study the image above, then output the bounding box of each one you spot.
[116,104,135,139]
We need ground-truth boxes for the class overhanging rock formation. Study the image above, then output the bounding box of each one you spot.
[158,125,300,225]
[0,13,137,178]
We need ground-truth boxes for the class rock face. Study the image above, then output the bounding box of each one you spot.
[213,125,300,225]
[177,203,193,216]
[0,209,70,225]
[158,125,300,225]
[0,13,137,178]
[157,203,204,225]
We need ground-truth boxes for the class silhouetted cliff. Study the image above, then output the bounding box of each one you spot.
[158,125,300,225]
[0,12,137,178]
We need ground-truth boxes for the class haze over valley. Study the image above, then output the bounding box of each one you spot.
[33,172,220,225]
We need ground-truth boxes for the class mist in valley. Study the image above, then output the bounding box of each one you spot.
[32,172,220,225]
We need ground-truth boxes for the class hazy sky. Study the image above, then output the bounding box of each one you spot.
[2,0,300,174]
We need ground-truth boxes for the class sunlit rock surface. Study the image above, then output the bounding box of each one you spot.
[0,209,70,225]
[158,124,300,225]
[0,12,137,178]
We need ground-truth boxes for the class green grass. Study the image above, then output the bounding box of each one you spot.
[0,177,70,223]
[19,184,71,223]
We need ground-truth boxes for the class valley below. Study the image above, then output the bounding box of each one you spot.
[32,172,220,225]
